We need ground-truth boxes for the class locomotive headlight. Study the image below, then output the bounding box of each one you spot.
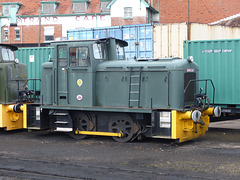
[15,58,19,64]
[187,56,194,63]
[160,111,171,128]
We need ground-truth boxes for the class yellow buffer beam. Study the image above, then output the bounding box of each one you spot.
[75,129,123,137]
[0,104,24,130]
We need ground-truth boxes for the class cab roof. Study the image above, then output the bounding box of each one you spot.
[0,44,18,51]
[51,38,128,47]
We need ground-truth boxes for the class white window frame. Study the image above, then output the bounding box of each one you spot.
[3,5,9,16]
[15,28,20,40]
[44,26,55,42]
[73,2,87,14]
[101,1,110,12]
[4,28,9,41]
[41,1,59,15]
[1,3,22,17]
[124,7,133,19]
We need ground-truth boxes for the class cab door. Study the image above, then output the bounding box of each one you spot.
[68,46,93,107]
[56,45,68,105]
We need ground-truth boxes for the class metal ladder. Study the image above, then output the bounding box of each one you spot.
[129,67,142,108]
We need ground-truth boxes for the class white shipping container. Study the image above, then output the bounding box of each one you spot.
[153,23,240,58]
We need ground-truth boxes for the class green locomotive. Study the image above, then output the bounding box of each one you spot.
[0,44,41,131]
[25,38,221,143]
[0,44,27,130]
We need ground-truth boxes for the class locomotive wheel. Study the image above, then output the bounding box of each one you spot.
[68,112,92,139]
[109,113,135,143]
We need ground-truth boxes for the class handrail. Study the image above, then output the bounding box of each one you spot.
[183,79,215,111]
[4,79,41,104]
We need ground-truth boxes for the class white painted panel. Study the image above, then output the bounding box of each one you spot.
[111,0,147,17]
[2,15,111,38]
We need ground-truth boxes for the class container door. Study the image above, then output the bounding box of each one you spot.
[56,45,68,105]
[123,24,153,60]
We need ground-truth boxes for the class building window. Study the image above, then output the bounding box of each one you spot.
[124,7,132,19]
[45,35,54,41]
[1,3,22,25]
[1,3,22,16]
[3,5,9,16]
[4,29,8,41]
[100,0,110,12]
[44,26,54,42]
[72,0,90,14]
[15,28,20,40]
[41,1,59,15]
[73,3,86,13]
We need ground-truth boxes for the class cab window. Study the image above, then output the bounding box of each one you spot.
[93,43,106,60]
[1,47,15,61]
[116,44,124,60]
[58,46,67,67]
[69,47,90,67]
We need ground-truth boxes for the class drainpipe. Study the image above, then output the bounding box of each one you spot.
[0,23,7,43]
[0,20,2,43]
[8,21,10,44]
[20,17,23,44]
[159,0,160,23]
[38,9,42,47]
[187,0,190,40]
[95,13,98,27]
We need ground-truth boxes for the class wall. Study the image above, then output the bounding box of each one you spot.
[159,0,240,24]
[0,14,111,44]
[110,0,148,26]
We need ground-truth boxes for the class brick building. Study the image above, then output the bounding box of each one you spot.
[0,0,111,46]
[0,0,239,46]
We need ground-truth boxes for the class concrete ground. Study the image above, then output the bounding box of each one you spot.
[210,119,240,129]
[0,123,240,179]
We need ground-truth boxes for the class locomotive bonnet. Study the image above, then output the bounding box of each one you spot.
[25,38,221,143]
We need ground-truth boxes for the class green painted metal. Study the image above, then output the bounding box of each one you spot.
[96,58,199,110]
[184,39,240,106]
[15,47,54,90]
[41,62,53,105]
[0,63,27,103]
[41,38,200,112]
[0,44,27,103]
[40,105,153,113]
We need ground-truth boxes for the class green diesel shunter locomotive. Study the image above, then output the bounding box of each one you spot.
[28,38,221,143]
[0,44,40,131]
